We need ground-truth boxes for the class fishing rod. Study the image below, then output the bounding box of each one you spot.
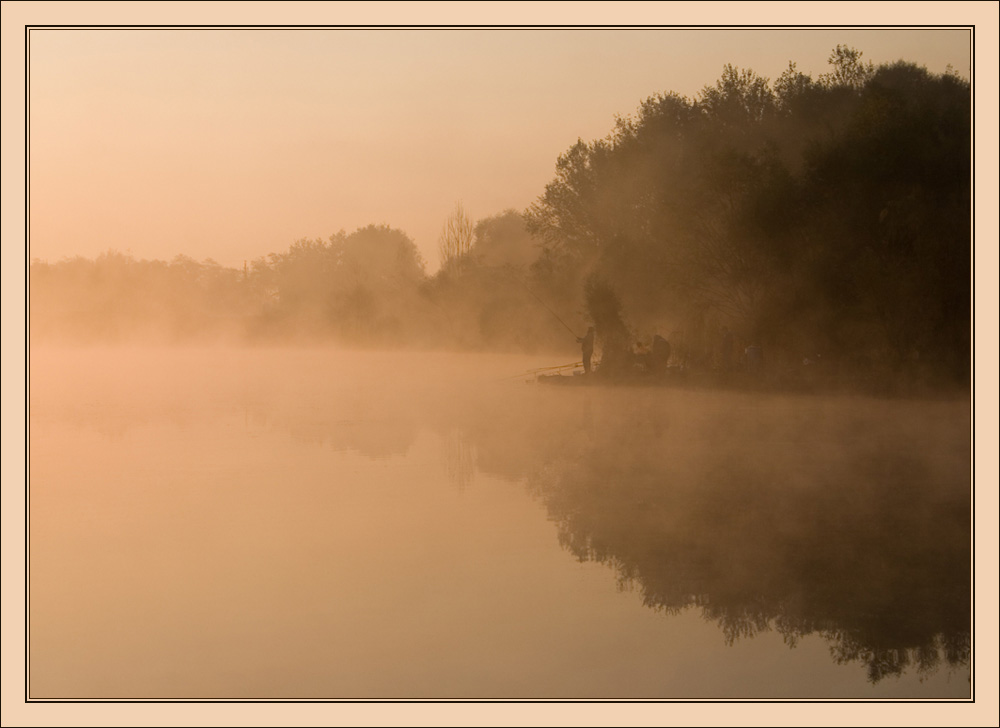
[529,361,584,372]
[509,273,581,340]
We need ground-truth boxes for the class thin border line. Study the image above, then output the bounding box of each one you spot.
[969,20,976,704]
[24,21,31,708]
[22,24,975,30]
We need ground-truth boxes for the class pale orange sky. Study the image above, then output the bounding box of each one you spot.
[28,27,971,271]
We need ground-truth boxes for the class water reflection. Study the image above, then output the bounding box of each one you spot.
[30,348,971,695]
[253,370,971,685]
[434,388,971,685]
[173,377,977,683]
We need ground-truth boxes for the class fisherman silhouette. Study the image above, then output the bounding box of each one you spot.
[578,326,595,374]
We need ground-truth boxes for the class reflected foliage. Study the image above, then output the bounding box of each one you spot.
[34,344,972,687]
[432,386,971,684]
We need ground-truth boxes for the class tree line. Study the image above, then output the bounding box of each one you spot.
[523,47,970,387]
[31,47,971,388]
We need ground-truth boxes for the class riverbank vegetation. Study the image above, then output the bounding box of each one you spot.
[30,47,971,392]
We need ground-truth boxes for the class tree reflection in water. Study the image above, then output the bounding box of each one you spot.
[31,348,971,697]
[236,366,970,686]
[466,386,971,685]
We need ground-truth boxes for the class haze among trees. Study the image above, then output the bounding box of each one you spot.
[31,47,971,390]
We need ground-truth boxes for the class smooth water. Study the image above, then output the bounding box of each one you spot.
[28,347,972,699]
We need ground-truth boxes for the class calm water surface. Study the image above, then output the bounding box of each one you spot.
[29,347,972,699]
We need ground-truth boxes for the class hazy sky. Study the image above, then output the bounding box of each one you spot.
[28,27,971,270]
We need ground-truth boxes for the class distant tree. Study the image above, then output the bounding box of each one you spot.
[30,251,261,342]
[339,224,425,287]
[438,202,474,273]
[331,224,426,340]
[268,237,336,315]
[524,139,614,269]
[470,209,539,269]
[259,224,426,341]
[819,45,875,89]
[774,61,814,106]
[698,64,776,132]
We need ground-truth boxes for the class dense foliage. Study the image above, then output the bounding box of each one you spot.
[524,48,970,385]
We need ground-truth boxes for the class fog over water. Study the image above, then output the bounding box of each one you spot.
[29,346,970,699]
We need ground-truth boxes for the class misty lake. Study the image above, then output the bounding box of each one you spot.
[28,347,971,700]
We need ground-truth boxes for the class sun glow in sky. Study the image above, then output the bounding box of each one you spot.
[28,27,970,270]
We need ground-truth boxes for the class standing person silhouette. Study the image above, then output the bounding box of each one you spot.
[578,326,595,374]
